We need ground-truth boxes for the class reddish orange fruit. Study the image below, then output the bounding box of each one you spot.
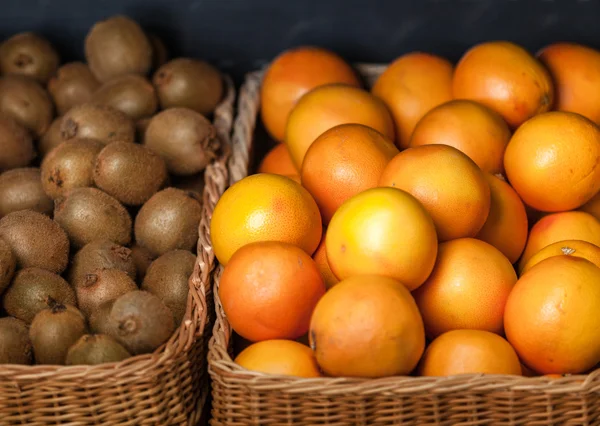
[258,143,297,176]
[520,240,600,275]
[312,233,339,289]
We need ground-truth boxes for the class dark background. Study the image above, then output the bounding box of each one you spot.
[1,0,599,84]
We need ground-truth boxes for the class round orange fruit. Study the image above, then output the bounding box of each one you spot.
[258,143,298,176]
[312,233,339,290]
[520,239,600,275]
[579,191,600,222]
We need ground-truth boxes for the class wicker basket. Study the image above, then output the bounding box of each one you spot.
[0,75,235,426]
[208,65,600,426]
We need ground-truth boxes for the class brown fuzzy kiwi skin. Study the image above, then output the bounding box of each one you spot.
[135,117,151,142]
[0,237,16,295]
[66,333,131,365]
[0,75,54,137]
[0,113,35,171]
[107,290,175,355]
[40,138,104,199]
[134,188,202,257]
[153,58,223,116]
[141,250,195,325]
[38,117,64,158]
[89,301,114,335]
[3,267,76,323]
[53,187,132,250]
[144,107,219,175]
[0,168,53,217]
[85,15,152,82]
[130,244,155,282]
[93,141,168,206]
[47,62,100,116]
[60,103,135,146]
[0,317,32,364]
[29,302,87,365]
[0,210,70,273]
[148,34,168,70]
[0,32,60,84]
[75,268,137,317]
[92,74,158,120]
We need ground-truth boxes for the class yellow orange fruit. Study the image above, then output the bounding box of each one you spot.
[211,173,322,265]
[372,52,453,148]
[452,41,554,128]
[520,239,600,275]
[504,111,600,212]
[309,275,425,377]
[219,241,326,342]
[260,46,360,142]
[312,233,339,289]
[301,123,399,223]
[258,143,297,176]
[326,187,437,291]
[379,144,491,242]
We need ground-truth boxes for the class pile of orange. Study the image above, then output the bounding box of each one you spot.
[210,42,600,379]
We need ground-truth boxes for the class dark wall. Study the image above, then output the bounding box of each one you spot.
[0,0,599,84]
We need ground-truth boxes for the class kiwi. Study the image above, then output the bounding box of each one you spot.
[106,290,175,355]
[92,74,158,120]
[47,62,100,115]
[60,103,135,145]
[141,250,195,325]
[153,58,223,116]
[0,168,53,217]
[66,334,131,365]
[89,301,113,335]
[76,268,137,317]
[38,116,64,158]
[0,317,32,364]
[85,15,153,82]
[0,113,35,171]
[0,75,54,137]
[144,107,219,175]
[172,173,205,199]
[135,117,151,141]
[93,141,167,206]
[0,210,69,273]
[0,32,59,83]
[0,238,16,295]
[29,302,87,365]
[148,34,168,70]
[68,240,136,288]
[40,138,104,199]
[130,244,155,282]
[3,267,76,323]
[134,188,202,257]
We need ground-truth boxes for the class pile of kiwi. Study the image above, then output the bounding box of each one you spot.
[0,15,223,366]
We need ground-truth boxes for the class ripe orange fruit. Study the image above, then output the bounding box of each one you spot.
[284,84,395,169]
[258,143,298,176]
[418,329,522,376]
[219,241,326,342]
[300,123,399,223]
[234,339,322,378]
[504,255,600,374]
[520,240,600,275]
[326,187,437,291]
[379,144,491,242]
[309,275,425,377]
[312,233,339,289]
[372,52,453,148]
[518,211,600,272]
[504,111,600,212]
[211,173,322,265]
[409,100,511,174]
[412,238,517,339]
[452,41,554,128]
[475,174,528,264]
[579,191,600,221]
[537,42,600,125]
[260,46,360,142]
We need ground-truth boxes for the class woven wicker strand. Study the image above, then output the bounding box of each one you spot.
[208,67,600,426]
[0,75,234,426]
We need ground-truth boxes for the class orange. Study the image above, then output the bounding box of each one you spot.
[409,100,511,174]
[520,240,600,275]
[418,330,522,376]
[326,187,437,291]
[412,238,517,339]
[258,143,297,176]
[283,174,301,184]
[579,191,600,221]
[260,46,360,142]
[234,339,322,378]
[284,84,395,169]
[312,233,338,290]
[504,112,600,212]
[379,144,491,242]
[309,275,425,377]
[475,174,528,264]
[219,241,326,342]
[504,255,600,374]
[211,173,322,265]
[453,41,554,128]
[300,123,399,223]
[518,211,600,272]
[372,52,453,148]
[537,42,600,125]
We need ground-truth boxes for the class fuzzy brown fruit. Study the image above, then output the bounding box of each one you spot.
[60,103,135,145]
[38,117,64,158]
[48,62,100,115]
[75,268,137,317]
[0,317,32,364]
[0,32,59,83]
[0,168,53,217]
[68,240,136,288]
[92,74,158,120]
[66,334,131,365]
[0,237,16,295]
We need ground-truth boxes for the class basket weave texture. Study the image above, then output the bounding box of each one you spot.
[0,75,235,426]
[208,66,600,426]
